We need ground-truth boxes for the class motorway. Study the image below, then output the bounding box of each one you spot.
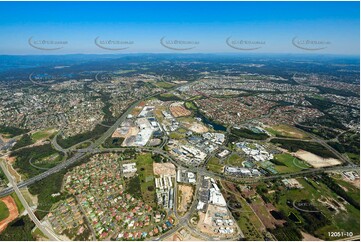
[0,93,160,197]
[0,77,359,240]
[79,147,359,183]
[0,162,60,241]
[1,136,358,198]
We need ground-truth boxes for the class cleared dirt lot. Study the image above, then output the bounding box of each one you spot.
[164,228,202,241]
[301,232,322,241]
[169,104,191,117]
[183,122,209,133]
[293,150,341,168]
[121,126,140,146]
[0,196,19,233]
[153,162,176,176]
[177,184,194,213]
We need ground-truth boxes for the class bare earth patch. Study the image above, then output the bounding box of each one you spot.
[340,175,360,188]
[177,184,194,213]
[4,160,22,183]
[169,103,191,117]
[6,156,16,165]
[293,150,341,168]
[183,122,209,133]
[301,231,321,241]
[121,126,140,146]
[153,162,176,176]
[164,228,201,241]
[0,196,19,233]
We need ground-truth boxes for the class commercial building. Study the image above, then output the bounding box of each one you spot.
[177,169,196,184]
[122,163,137,174]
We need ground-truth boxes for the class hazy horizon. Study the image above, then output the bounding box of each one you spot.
[0,2,359,55]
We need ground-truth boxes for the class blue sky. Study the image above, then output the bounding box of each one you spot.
[0,1,359,55]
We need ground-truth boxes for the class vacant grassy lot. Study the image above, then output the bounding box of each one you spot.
[31,153,63,169]
[156,81,175,89]
[271,153,311,173]
[346,152,360,165]
[220,181,265,240]
[225,153,244,166]
[236,197,265,240]
[157,93,181,101]
[0,200,9,221]
[10,193,24,215]
[31,129,56,142]
[136,153,157,208]
[32,227,47,240]
[169,132,185,140]
[332,177,360,203]
[266,125,309,139]
[184,101,197,110]
[206,157,224,173]
[263,177,360,240]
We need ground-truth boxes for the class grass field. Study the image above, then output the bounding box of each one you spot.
[236,195,265,240]
[266,125,309,139]
[157,93,181,101]
[10,193,24,214]
[346,152,360,165]
[220,182,264,240]
[271,153,311,173]
[332,177,360,203]
[135,153,157,208]
[226,153,244,166]
[184,101,197,110]
[20,188,36,207]
[263,177,360,240]
[32,227,47,239]
[206,157,224,173]
[0,200,10,221]
[75,142,92,149]
[32,153,62,169]
[31,129,56,142]
[156,81,175,89]
[169,132,186,140]
[177,116,197,125]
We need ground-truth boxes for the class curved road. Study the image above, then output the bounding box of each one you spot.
[0,77,359,241]
[0,162,60,241]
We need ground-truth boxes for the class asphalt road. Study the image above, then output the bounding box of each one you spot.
[0,152,85,197]
[0,162,60,241]
[0,77,359,240]
[0,93,160,197]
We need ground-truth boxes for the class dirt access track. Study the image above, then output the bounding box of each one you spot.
[0,195,19,233]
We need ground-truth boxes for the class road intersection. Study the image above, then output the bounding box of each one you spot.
[0,82,359,241]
